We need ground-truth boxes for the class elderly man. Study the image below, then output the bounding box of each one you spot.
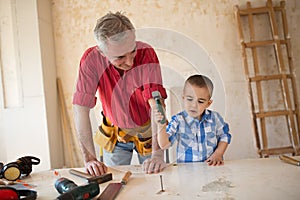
[73,11,167,176]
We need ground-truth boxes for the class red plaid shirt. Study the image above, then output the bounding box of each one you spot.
[73,41,167,128]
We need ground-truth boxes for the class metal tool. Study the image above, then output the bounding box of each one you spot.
[156,175,165,194]
[279,155,300,166]
[97,171,132,200]
[69,169,112,184]
[55,177,100,200]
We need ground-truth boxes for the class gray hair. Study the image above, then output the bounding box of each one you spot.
[94,11,135,53]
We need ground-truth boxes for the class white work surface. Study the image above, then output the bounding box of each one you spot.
[15,157,300,199]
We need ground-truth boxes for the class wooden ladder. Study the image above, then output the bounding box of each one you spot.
[235,0,300,157]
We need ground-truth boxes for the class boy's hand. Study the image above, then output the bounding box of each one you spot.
[153,108,164,124]
[205,152,224,166]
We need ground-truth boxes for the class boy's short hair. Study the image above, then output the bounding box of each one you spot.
[185,74,214,98]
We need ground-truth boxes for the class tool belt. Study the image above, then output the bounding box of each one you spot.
[94,113,152,156]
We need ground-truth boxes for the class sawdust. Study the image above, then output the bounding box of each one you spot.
[202,178,234,193]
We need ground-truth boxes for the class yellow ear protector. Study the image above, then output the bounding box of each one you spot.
[0,156,40,181]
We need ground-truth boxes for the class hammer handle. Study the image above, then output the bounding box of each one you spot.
[69,169,93,179]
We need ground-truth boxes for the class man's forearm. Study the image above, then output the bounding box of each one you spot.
[73,104,97,163]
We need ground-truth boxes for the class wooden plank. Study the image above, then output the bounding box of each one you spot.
[57,78,75,167]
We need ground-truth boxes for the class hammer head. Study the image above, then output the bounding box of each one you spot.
[87,173,113,184]
[69,169,113,184]
[152,91,161,99]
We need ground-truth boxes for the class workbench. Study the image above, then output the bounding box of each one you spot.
[8,157,300,199]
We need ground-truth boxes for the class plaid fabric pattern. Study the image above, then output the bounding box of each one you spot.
[167,110,231,163]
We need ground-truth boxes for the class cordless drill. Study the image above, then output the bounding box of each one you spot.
[55,177,100,200]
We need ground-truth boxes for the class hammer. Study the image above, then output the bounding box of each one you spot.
[69,169,112,184]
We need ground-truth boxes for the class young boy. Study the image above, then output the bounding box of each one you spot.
[154,74,231,165]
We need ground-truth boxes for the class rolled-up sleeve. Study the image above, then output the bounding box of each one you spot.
[142,84,167,101]
[140,47,167,101]
[215,112,231,144]
[73,91,97,108]
[219,123,231,144]
[166,115,180,145]
[72,47,100,108]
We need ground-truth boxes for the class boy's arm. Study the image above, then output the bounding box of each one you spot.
[157,123,171,149]
[206,141,228,166]
[150,100,171,149]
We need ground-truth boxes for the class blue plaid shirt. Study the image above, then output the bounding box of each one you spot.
[166,109,231,163]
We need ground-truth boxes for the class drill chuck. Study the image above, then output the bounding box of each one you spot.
[55,178,77,194]
[55,177,100,200]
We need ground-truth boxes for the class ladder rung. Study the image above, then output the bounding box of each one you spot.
[238,6,269,15]
[255,110,295,118]
[244,39,287,48]
[258,146,295,155]
[249,74,292,82]
[238,5,283,16]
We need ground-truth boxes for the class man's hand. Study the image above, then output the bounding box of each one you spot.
[142,157,166,174]
[145,98,167,174]
[85,160,108,176]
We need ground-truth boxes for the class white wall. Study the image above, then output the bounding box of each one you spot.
[0,0,63,171]
[51,0,300,163]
